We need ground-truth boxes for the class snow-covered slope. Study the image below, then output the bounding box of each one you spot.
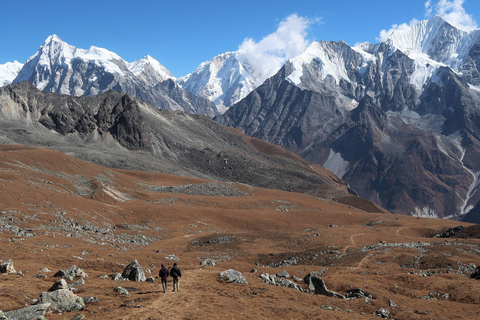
[177,52,256,113]
[12,35,218,117]
[0,61,23,87]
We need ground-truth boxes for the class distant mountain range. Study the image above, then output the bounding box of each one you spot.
[218,16,480,222]
[1,15,480,221]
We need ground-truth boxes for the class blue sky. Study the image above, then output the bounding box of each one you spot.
[1,0,479,77]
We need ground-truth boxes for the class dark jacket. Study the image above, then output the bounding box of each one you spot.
[170,265,181,278]
[159,266,169,280]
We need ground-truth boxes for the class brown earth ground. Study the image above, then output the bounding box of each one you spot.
[0,145,479,319]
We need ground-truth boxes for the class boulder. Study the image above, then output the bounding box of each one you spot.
[121,260,146,281]
[165,254,180,261]
[146,276,155,283]
[276,271,289,278]
[3,304,49,320]
[218,269,248,284]
[0,261,16,274]
[37,289,85,312]
[49,279,68,291]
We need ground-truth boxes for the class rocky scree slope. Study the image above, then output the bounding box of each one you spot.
[0,81,369,205]
[217,16,480,221]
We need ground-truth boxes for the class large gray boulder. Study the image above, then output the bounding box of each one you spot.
[37,289,85,312]
[121,260,146,281]
[218,269,248,284]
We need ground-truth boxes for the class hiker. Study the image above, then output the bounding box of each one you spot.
[170,262,182,292]
[159,263,169,293]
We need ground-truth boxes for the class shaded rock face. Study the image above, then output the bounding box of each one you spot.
[217,18,480,220]
[0,82,369,207]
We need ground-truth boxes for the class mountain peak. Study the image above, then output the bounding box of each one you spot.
[43,34,63,45]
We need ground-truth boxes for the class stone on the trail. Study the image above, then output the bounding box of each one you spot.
[49,279,68,291]
[3,304,49,320]
[146,276,155,283]
[201,258,216,266]
[218,269,248,284]
[37,289,85,312]
[121,260,146,282]
[276,271,289,278]
[114,286,130,296]
[110,273,123,281]
[0,261,16,274]
[41,268,51,273]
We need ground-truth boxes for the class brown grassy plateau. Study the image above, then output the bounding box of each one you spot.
[0,145,479,319]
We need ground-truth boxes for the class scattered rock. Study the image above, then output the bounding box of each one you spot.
[121,260,146,282]
[200,258,217,266]
[291,275,302,282]
[37,289,85,312]
[218,269,248,284]
[114,286,130,296]
[49,279,68,291]
[72,314,85,320]
[110,273,123,281]
[250,268,258,273]
[0,261,16,274]
[146,276,155,283]
[165,254,180,261]
[68,278,85,291]
[260,273,304,292]
[83,297,99,304]
[435,226,466,238]
[54,265,88,281]
[276,271,289,278]
[375,307,390,318]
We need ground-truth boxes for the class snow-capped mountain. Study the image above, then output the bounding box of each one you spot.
[13,35,218,117]
[0,61,23,87]
[177,52,256,113]
[217,15,480,221]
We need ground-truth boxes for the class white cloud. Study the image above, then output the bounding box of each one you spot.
[425,0,433,16]
[376,19,418,42]
[237,14,319,86]
[427,0,478,31]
